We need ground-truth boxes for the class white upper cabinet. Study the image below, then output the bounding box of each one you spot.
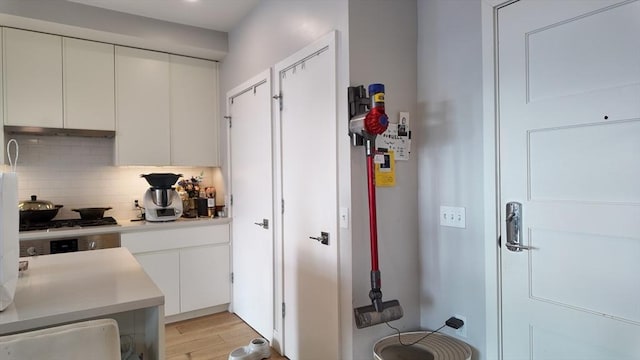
[2,27,219,167]
[63,38,115,131]
[115,46,171,166]
[170,55,219,167]
[3,28,63,128]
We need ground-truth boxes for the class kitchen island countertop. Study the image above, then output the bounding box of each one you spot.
[0,248,165,358]
[0,247,163,333]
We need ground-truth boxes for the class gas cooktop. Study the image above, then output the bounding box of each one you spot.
[20,217,119,232]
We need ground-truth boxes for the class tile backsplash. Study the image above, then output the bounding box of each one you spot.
[6,134,223,221]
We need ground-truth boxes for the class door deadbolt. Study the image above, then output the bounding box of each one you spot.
[505,202,532,252]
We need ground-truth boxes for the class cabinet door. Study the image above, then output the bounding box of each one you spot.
[170,55,219,166]
[64,38,115,131]
[180,244,230,313]
[3,28,62,127]
[115,46,170,165]
[134,251,181,317]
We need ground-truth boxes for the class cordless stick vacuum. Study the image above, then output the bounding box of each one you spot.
[350,84,404,329]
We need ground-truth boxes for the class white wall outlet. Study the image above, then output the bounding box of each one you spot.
[439,206,466,228]
[454,314,467,338]
[133,199,140,210]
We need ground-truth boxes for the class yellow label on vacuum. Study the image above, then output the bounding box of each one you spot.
[373,93,385,103]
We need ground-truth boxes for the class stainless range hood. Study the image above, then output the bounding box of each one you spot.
[4,126,116,138]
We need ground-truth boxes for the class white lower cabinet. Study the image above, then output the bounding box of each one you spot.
[180,244,230,313]
[134,251,181,316]
[121,224,230,318]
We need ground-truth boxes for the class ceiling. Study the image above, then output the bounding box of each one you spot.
[65,0,261,32]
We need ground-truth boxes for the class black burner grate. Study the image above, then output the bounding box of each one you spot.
[20,217,118,232]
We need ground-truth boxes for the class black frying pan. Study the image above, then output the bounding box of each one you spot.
[19,205,63,223]
[72,207,113,220]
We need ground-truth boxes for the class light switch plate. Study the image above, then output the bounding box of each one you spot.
[440,206,466,228]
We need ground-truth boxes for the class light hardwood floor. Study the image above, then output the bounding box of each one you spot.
[165,312,287,360]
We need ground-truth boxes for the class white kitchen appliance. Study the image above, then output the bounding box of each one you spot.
[0,172,19,311]
[143,189,183,221]
[141,173,183,222]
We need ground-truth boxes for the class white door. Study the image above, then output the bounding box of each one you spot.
[498,1,640,359]
[276,32,339,359]
[229,70,274,339]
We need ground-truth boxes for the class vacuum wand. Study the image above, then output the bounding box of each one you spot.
[351,84,404,329]
[366,138,382,312]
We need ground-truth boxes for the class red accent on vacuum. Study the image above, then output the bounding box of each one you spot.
[364,106,389,135]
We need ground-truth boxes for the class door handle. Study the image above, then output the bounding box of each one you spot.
[505,202,532,252]
[254,219,269,229]
[309,232,329,245]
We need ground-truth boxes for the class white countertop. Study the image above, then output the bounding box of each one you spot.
[0,248,164,334]
[19,216,232,241]
[120,216,231,232]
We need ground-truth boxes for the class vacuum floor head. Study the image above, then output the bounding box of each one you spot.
[354,300,404,329]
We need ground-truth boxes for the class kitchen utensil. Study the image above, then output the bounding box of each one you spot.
[19,195,58,210]
[151,188,173,207]
[19,195,63,223]
[196,198,208,217]
[143,188,183,222]
[6,139,18,172]
[140,173,182,188]
[140,173,183,222]
[71,207,113,220]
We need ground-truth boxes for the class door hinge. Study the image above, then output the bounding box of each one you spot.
[497,235,501,248]
[273,94,283,111]
[231,272,234,283]
[282,302,286,318]
[224,116,232,128]
[230,194,234,206]
[281,199,285,214]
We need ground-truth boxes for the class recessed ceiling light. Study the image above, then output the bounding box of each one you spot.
[184,0,199,3]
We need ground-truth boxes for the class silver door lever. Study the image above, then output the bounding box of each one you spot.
[309,232,329,245]
[254,219,269,229]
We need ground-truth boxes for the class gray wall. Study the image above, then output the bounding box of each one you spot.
[1,0,492,357]
[348,0,420,358]
[417,0,486,358]
[217,0,354,357]
[220,1,421,359]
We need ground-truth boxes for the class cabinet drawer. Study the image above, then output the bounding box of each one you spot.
[121,224,229,254]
